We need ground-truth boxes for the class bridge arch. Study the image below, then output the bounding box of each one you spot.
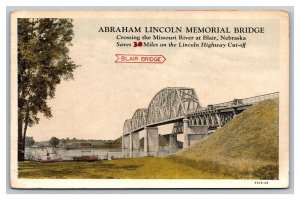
[123,87,201,135]
[123,119,132,134]
[131,108,148,131]
[147,87,201,125]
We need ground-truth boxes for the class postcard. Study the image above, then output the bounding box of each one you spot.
[10,10,289,188]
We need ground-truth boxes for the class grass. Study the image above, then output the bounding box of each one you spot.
[19,99,279,179]
[18,157,231,179]
[175,98,279,179]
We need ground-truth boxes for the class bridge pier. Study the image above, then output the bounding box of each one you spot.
[122,134,131,158]
[183,118,209,149]
[122,132,140,158]
[144,127,159,156]
[130,132,140,158]
[169,134,177,153]
[183,118,192,149]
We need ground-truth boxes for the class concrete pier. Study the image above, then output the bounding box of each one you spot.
[169,134,177,153]
[144,127,159,156]
[183,118,208,148]
[183,118,191,149]
[122,134,130,158]
[130,132,140,158]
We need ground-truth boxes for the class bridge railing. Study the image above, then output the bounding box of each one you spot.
[187,92,279,114]
[214,92,279,108]
[240,92,279,106]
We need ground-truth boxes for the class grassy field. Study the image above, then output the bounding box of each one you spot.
[18,157,231,179]
[19,99,279,179]
[176,99,279,179]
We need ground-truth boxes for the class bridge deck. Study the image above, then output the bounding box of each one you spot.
[123,90,279,135]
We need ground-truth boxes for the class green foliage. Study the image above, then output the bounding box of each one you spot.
[108,137,122,148]
[17,18,79,160]
[18,18,78,127]
[60,138,66,146]
[49,136,60,147]
[25,136,35,147]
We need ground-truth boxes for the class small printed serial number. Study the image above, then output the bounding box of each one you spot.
[254,181,269,184]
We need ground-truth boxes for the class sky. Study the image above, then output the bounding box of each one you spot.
[27,13,282,141]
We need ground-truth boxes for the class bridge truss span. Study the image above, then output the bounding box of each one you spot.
[147,87,201,125]
[123,87,201,135]
[122,87,279,157]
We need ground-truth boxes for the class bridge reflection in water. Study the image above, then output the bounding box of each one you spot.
[122,87,279,158]
[123,149,176,159]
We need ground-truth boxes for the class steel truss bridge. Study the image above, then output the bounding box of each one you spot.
[122,87,279,157]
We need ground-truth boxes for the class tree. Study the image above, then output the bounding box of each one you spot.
[25,136,35,147]
[49,137,60,148]
[65,137,70,146]
[18,18,79,161]
[60,138,66,147]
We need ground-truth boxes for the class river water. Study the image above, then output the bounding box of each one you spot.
[25,147,177,161]
[25,147,123,161]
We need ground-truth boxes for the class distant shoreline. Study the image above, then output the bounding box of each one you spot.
[26,146,122,151]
